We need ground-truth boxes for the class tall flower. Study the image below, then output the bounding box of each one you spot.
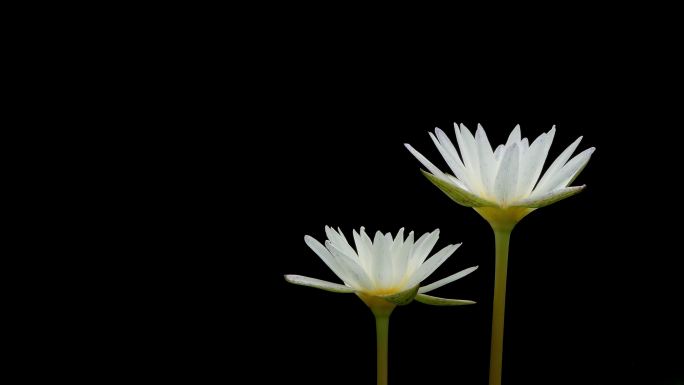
[286,226,477,385]
[405,123,594,385]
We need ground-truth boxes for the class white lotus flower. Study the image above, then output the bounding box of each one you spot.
[285,226,477,307]
[405,124,595,226]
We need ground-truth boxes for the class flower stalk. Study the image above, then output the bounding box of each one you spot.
[374,311,392,385]
[489,226,513,385]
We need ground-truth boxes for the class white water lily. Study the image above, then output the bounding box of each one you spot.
[405,124,595,225]
[406,123,595,385]
[285,226,477,306]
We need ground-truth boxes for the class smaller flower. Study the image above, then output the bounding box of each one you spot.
[285,226,477,308]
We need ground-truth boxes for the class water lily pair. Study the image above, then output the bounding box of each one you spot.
[286,123,595,385]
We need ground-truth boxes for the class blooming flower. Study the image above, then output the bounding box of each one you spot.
[285,226,477,306]
[405,124,595,225]
[406,123,595,385]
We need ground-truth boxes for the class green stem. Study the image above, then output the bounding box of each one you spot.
[489,227,512,385]
[375,313,390,385]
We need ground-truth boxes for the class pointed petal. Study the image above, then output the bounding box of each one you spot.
[459,123,483,189]
[435,127,466,170]
[476,124,497,193]
[406,243,462,288]
[394,230,414,279]
[533,136,583,195]
[517,127,555,197]
[326,241,374,290]
[506,124,521,146]
[325,226,357,257]
[454,123,482,189]
[418,266,479,294]
[371,231,392,288]
[305,235,348,284]
[520,138,529,153]
[494,144,505,161]
[493,143,520,204]
[415,294,476,306]
[429,131,471,188]
[533,147,595,195]
[285,275,355,293]
[421,170,497,207]
[405,143,447,179]
[515,186,586,208]
[391,228,409,283]
[353,227,374,272]
[407,229,440,273]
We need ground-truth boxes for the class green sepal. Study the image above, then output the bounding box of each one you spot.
[421,170,496,207]
[415,293,476,306]
[381,285,419,306]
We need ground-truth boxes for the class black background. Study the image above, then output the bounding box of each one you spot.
[125,24,684,383]
[221,78,682,385]
[23,8,683,385]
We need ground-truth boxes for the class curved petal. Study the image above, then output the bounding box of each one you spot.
[405,143,447,179]
[407,229,439,274]
[532,136,583,196]
[429,131,471,188]
[406,243,462,288]
[304,235,348,284]
[533,147,595,195]
[285,275,355,293]
[506,124,521,146]
[326,241,374,290]
[418,266,479,294]
[517,127,555,197]
[434,128,471,187]
[325,226,357,258]
[415,294,476,306]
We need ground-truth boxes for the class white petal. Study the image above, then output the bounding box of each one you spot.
[493,143,520,204]
[353,227,373,273]
[304,235,349,284]
[326,241,374,290]
[405,143,447,179]
[418,266,479,294]
[454,123,482,190]
[476,124,497,193]
[506,124,521,146]
[533,147,595,195]
[371,231,392,288]
[520,138,529,154]
[434,128,468,177]
[517,127,555,197]
[406,243,462,288]
[325,226,357,258]
[533,136,583,196]
[429,131,471,188]
[392,227,405,245]
[407,230,440,274]
[391,228,408,283]
[494,144,505,161]
[285,275,355,293]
